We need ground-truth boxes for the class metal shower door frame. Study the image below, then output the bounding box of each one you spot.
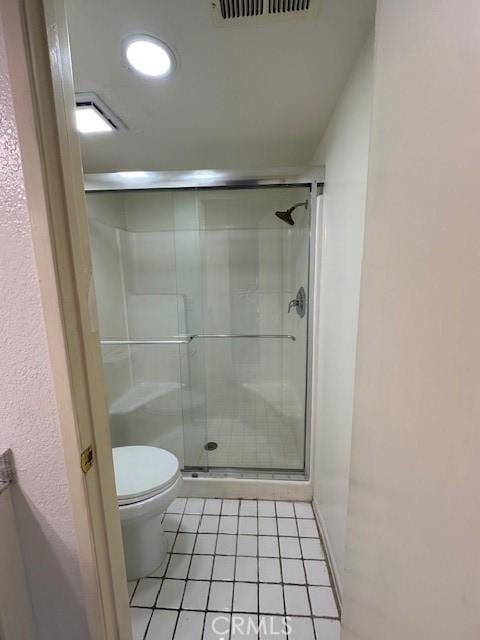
[86,167,324,480]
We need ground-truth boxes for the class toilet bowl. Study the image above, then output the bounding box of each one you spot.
[112,445,182,580]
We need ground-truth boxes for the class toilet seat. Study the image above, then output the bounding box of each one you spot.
[113,445,180,506]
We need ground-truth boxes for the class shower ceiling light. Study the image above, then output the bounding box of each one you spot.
[124,36,175,77]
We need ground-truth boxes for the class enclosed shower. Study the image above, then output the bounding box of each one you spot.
[87,180,313,476]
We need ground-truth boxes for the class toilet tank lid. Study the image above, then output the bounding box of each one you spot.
[112,446,180,502]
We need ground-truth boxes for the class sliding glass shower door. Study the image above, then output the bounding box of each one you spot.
[87,185,310,472]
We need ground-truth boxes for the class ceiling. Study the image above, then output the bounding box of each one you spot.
[66,0,375,173]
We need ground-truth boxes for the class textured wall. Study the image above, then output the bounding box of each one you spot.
[343,1,480,638]
[0,16,89,640]
[311,37,373,596]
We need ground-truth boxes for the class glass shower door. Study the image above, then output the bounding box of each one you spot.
[87,184,310,473]
[87,190,208,470]
[187,186,311,471]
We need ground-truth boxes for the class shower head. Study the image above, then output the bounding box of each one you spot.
[275,200,308,226]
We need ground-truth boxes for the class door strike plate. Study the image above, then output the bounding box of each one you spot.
[81,445,94,474]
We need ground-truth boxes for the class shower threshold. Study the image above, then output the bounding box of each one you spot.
[183,467,307,482]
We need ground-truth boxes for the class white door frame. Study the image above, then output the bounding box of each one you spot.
[0,0,131,637]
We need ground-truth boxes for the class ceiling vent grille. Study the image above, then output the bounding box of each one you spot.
[213,0,319,25]
[268,0,311,14]
[219,0,263,19]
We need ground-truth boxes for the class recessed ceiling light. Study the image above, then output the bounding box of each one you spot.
[75,93,125,134]
[124,35,175,78]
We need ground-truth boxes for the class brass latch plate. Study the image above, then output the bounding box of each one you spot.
[81,445,94,473]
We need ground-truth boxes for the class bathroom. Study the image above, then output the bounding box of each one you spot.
[67,1,375,640]
[68,1,372,636]
[2,0,478,640]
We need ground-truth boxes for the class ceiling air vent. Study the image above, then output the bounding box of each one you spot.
[268,0,312,14]
[212,0,319,25]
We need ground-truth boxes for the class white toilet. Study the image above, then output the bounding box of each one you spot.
[112,445,182,580]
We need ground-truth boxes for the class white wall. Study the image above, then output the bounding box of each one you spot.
[311,36,374,596]
[0,14,90,640]
[343,1,480,639]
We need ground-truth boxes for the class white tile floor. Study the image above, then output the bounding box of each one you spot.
[129,499,340,640]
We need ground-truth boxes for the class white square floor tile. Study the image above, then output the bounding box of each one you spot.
[145,609,177,640]
[313,618,341,640]
[130,578,161,607]
[166,554,191,579]
[258,557,281,583]
[208,581,234,612]
[149,554,169,578]
[294,502,314,519]
[188,555,214,580]
[288,616,315,640]
[184,498,205,514]
[237,535,257,556]
[216,534,237,555]
[213,555,235,581]
[163,513,182,532]
[308,586,338,617]
[240,500,257,516]
[167,498,186,513]
[279,537,301,559]
[258,536,279,558]
[277,518,297,537]
[233,582,258,612]
[194,534,217,555]
[284,585,311,616]
[180,514,201,533]
[130,607,152,640]
[304,560,330,586]
[281,559,306,584]
[165,532,176,552]
[296,519,318,538]
[258,517,277,536]
[231,614,259,640]
[199,515,220,533]
[173,533,196,554]
[156,579,185,609]
[236,556,258,582]
[204,612,231,640]
[173,610,204,640]
[275,501,295,518]
[239,517,258,535]
[204,498,222,515]
[259,584,284,614]
[258,615,288,640]
[257,501,275,517]
[183,580,210,610]
[222,499,240,515]
[219,516,238,534]
[300,538,324,560]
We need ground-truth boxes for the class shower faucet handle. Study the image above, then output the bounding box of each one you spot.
[288,299,299,313]
[288,286,306,318]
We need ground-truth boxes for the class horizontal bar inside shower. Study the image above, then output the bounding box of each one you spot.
[101,334,296,345]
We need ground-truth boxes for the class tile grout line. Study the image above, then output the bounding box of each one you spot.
[274,500,289,639]
[201,498,223,639]
[141,498,187,639]
[228,499,241,639]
